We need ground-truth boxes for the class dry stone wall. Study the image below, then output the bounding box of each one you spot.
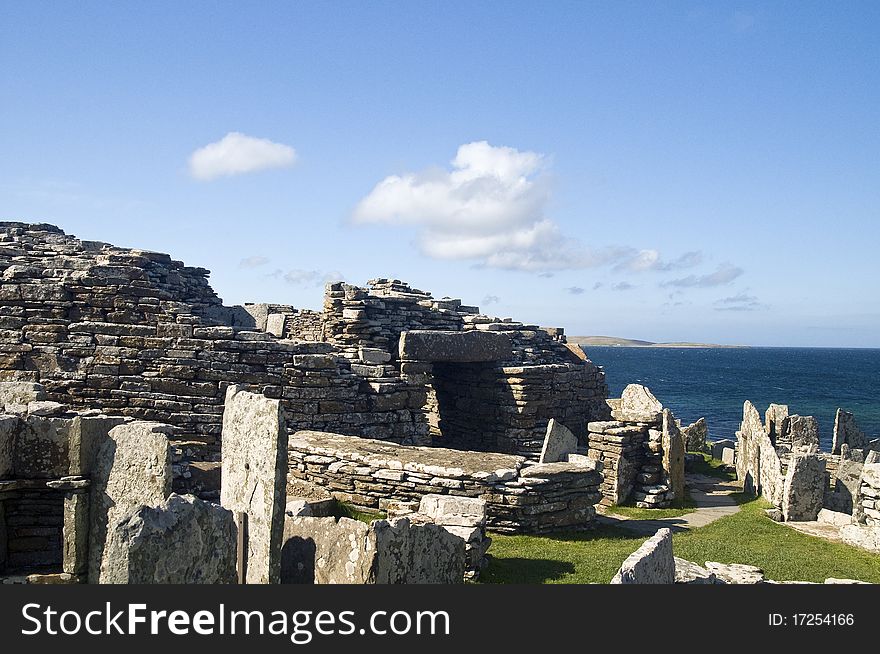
[288,430,602,533]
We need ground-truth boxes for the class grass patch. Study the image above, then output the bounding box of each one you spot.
[688,451,736,481]
[606,490,697,520]
[482,495,880,584]
[336,502,386,524]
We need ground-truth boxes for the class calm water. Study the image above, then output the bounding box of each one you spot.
[581,346,880,451]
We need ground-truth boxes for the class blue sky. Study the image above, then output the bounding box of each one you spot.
[2,2,878,347]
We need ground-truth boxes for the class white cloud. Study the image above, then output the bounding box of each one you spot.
[354,141,707,274]
[266,268,343,287]
[565,286,585,295]
[482,294,501,305]
[189,132,296,180]
[239,255,270,269]
[663,263,744,288]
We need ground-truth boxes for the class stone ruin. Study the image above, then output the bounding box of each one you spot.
[0,221,620,582]
[734,399,880,553]
[586,384,687,509]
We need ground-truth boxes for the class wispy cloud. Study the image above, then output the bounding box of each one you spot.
[266,268,343,287]
[482,294,501,305]
[613,249,702,273]
[662,263,743,288]
[565,286,585,295]
[714,293,766,311]
[189,132,296,180]
[239,255,270,269]
[353,141,704,274]
[611,282,636,291]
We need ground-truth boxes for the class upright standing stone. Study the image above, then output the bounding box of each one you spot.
[106,494,237,584]
[765,404,790,443]
[614,384,663,423]
[0,415,16,477]
[788,415,819,453]
[88,421,172,583]
[662,410,685,503]
[62,491,89,576]
[221,385,287,584]
[681,417,708,452]
[781,453,825,522]
[539,418,578,463]
[832,409,867,454]
[611,528,674,584]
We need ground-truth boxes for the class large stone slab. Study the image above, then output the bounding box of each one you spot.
[220,385,287,584]
[281,515,465,584]
[782,453,825,522]
[14,415,70,478]
[662,410,685,502]
[539,418,578,464]
[681,417,708,452]
[765,403,789,442]
[611,528,674,584]
[105,494,236,584]
[705,561,765,584]
[0,381,46,413]
[832,409,866,454]
[613,384,663,423]
[372,517,465,583]
[88,421,173,583]
[0,415,16,477]
[68,415,127,476]
[840,524,880,553]
[418,494,486,528]
[788,415,819,452]
[398,329,511,363]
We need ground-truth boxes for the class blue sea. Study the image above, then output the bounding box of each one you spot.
[581,346,880,452]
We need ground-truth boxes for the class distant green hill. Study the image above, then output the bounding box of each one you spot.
[568,335,745,348]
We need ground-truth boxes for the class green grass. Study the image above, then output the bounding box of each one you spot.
[482,495,880,584]
[606,490,698,520]
[336,502,386,524]
[688,451,736,481]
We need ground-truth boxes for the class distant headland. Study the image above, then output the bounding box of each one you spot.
[569,335,747,349]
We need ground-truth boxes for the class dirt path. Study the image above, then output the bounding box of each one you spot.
[597,473,741,536]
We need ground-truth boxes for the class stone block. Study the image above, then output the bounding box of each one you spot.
[662,410,685,502]
[611,528,674,584]
[14,415,70,478]
[711,439,735,460]
[539,418,578,464]
[88,421,173,583]
[105,494,236,584]
[418,494,486,527]
[398,329,511,363]
[62,491,89,576]
[0,381,46,413]
[704,561,765,584]
[613,384,663,424]
[839,524,880,553]
[220,385,287,584]
[782,453,825,522]
[674,557,719,584]
[0,415,17,478]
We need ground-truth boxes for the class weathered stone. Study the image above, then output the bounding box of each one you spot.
[14,416,70,478]
[681,417,708,452]
[62,491,89,576]
[817,508,851,526]
[281,515,465,584]
[418,494,486,528]
[107,494,236,583]
[824,457,863,515]
[398,329,511,362]
[67,415,127,476]
[839,524,880,553]
[0,382,46,413]
[662,410,685,502]
[220,385,287,584]
[721,447,735,465]
[0,415,16,477]
[711,439,735,460]
[765,507,783,521]
[705,561,765,584]
[788,415,819,452]
[674,557,720,584]
[614,384,663,424]
[765,403,789,442]
[611,528,674,584]
[832,409,867,454]
[782,453,825,522]
[538,418,578,464]
[26,400,66,417]
[824,577,870,584]
[88,421,173,583]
